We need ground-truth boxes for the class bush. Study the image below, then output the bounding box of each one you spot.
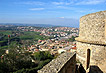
[68,36,76,42]
[14,59,51,73]
[33,51,53,60]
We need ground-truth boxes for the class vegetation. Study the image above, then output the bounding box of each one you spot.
[0,48,54,73]
[19,31,49,41]
[67,36,77,42]
[0,25,78,73]
[33,51,53,60]
[0,26,54,73]
[0,30,51,49]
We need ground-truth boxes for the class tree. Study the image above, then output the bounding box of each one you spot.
[0,46,35,72]
[68,36,76,42]
[33,51,53,60]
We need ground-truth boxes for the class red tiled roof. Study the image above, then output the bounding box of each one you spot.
[31,45,35,47]
[72,47,76,50]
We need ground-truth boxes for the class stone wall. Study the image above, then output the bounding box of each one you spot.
[76,10,106,73]
[76,11,106,44]
[76,41,106,72]
[38,52,76,73]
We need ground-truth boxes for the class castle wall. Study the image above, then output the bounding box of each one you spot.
[76,11,106,73]
[38,52,76,73]
[76,42,106,72]
[79,11,106,42]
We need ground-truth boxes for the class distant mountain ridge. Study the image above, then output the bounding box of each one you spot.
[0,23,78,28]
[0,23,58,27]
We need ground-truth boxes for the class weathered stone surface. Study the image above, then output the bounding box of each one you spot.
[38,52,76,73]
[76,10,106,73]
[76,11,106,45]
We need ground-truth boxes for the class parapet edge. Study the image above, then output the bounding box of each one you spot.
[75,37,106,46]
[80,10,106,19]
[38,52,76,73]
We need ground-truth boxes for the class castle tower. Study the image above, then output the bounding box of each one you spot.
[76,11,106,73]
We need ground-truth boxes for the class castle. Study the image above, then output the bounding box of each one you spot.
[76,10,106,73]
[38,11,106,73]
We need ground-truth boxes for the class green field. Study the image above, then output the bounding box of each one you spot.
[0,30,52,49]
[0,30,12,35]
[19,31,49,40]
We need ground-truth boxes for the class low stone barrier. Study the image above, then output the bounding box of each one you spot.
[38,52,76,73]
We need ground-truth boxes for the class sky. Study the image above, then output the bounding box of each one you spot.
[0,0,106,27]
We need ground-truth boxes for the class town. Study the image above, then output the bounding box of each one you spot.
[0,24,78,54]
[17,26,78,54]
[0,24,79,73]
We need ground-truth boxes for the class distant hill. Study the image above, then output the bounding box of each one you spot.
[0,23,58,27]
[0,23,78,28]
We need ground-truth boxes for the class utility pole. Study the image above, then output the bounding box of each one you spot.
[6,35,10,54]
[8,35,10,49]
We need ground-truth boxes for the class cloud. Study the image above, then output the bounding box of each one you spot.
[29,8,45,11]
[56,6,69,9]
[52,2,64,5]
[56,6,78,10]
[52,2,72,5]
[52,0,106,6]
[75,0,106,5]
[59,17,65,18]
[75,9,102,13]
[16,1,45,5]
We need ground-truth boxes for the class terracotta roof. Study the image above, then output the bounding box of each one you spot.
[72,47,76,50]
